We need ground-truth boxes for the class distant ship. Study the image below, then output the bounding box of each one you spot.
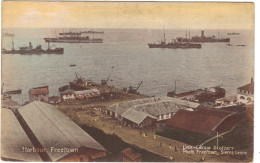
[2,33,15,37]
[148,40,202,49]
[80,29,104,34]
[227,32,240,35]
[176,30,230,43]
[2,41,64,54]
[148,29,201,49]
[44,31,103,43]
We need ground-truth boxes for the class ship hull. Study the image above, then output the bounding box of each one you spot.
[44,38,103,43]
[148,43,201,49]
[189,38,230,43]
[176,37,230,43]
[4,89,22,94]
[2,48,64,55]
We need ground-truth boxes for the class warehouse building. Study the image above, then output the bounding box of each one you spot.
[29,85,49,102]
[121,148,142,162]
[1,108,42,161]
[60,89,75,101]
[16,101,107,162]
[106,97,200,128]
[74,89,100,100]
[165,109,241,135]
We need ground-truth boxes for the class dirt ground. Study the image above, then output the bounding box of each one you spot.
[58,103,243,162]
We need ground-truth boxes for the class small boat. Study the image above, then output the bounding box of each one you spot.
[70,64,76,67]
[237,45,246,46]
[227,32,240,35]
[226,44,232,46]
[4,89,22,94]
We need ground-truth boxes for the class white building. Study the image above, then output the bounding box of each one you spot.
[74,89,100,100]
[237,78,254,104]
[60,89,75,101]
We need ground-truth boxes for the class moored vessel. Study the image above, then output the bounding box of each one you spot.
[2,42,64,54]
[44,30,103,43]
[148,29,201,49]
[176,30,230,43]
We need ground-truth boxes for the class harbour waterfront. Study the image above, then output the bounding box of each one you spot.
[2,28,254,104]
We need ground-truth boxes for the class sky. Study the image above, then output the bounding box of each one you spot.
[2,1,254,29]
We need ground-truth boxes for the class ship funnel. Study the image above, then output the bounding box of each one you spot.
[29,42,32,49]
[201,31,204,38]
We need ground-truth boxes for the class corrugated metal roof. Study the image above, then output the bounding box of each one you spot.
[1,108,42,161]
[106,96,175,115]
[107,96,200,117]
[74,89,99,95]
[133,100,185,117]
[169,98,200,108]
[121,109,157,125]
[17,101,105,162]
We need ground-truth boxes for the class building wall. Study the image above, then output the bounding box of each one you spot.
[61,94,75,101]
[237,93,254,104]
[158,113,173,121]
[29,94,49,102]
[49,99,61,104]
[122,117,156,128]
[75,92,100,100]
[246,105,254,121]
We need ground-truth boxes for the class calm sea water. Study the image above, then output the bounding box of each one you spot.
[1,28,254,104]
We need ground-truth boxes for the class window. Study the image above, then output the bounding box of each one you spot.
[240,96,245,99]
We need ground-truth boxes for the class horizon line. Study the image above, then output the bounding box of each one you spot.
[2,27,253,30]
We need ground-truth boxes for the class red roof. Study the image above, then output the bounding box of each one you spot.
[121,148,142,160]
[165,109,234,135]
[29,86,49,95]
[238,82,254,93]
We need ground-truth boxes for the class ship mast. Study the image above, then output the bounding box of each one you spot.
[189,28,190,39]
[11,37,14,51]
[47,41,50,50]
[174,80,176,94]
[163,26,166,43]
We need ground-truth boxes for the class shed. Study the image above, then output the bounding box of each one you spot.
[107,97,200,123]
[29,85,49,102]
[17,101,106,162]
[1,108,42,161]
[60,89,75,101]
[106,96,199,119]
[121,109,157,128]
[74,89,100,99]
[121,148,142,162]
